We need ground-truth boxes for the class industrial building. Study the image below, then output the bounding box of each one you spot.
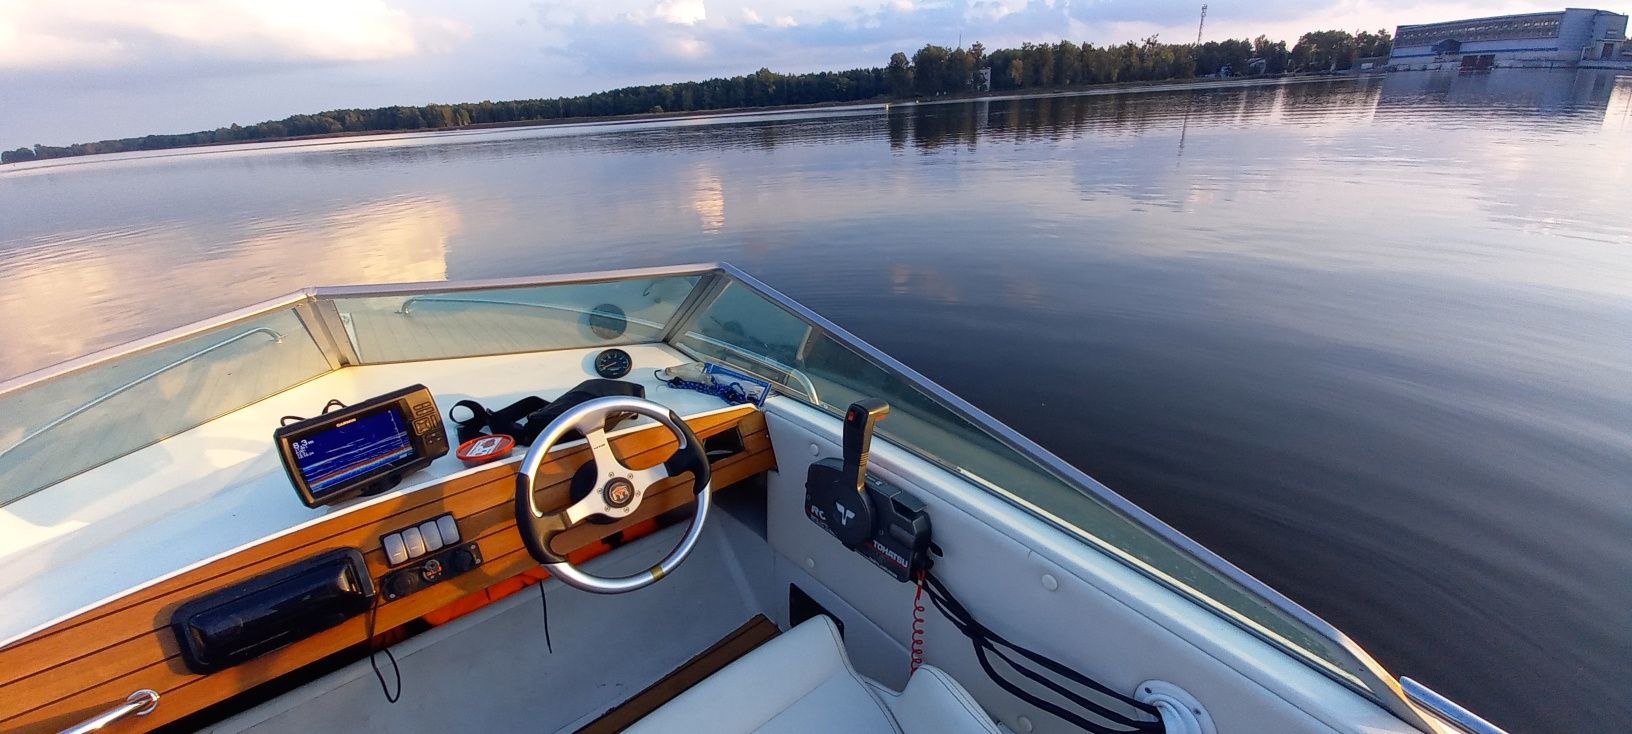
[1389,8,1629,70]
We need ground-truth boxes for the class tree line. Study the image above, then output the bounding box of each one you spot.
[2,28,1390,164]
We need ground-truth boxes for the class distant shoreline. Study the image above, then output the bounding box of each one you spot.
[1,73,1370,172]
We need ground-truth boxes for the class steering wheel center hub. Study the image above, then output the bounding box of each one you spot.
[603,477,636,508]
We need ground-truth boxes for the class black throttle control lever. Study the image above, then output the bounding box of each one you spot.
[804,399,932,582]
[842,398,891,494]
[809,399,887,549]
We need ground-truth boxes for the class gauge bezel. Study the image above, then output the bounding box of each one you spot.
[593,348,633,378]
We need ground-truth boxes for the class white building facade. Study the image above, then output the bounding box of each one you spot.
[1389,8,1628,71]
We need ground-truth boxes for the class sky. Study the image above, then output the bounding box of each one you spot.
[0,0,1608,147]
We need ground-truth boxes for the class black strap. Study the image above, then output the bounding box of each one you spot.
[450,379,646,446]
[513,379,644,445]
[451,396,545,444]
[921,573,1162,734]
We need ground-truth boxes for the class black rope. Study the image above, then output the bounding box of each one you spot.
[921,572,1161,734]
[280,398,349,425]
[538,581,554,654]
[365,596,402,704]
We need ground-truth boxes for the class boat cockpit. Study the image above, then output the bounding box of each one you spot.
[0,264,1502,734]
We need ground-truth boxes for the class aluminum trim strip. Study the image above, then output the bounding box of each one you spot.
[657,270,726,343]
[395,295,666,328]
[0,327,284,468]
[0,289,313,398]
[309,262,721,298]
[1400,678,1509,734]
[309,298,362,367]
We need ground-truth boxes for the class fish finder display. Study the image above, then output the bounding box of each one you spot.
[275,384,448,507]
[291,408,416,496]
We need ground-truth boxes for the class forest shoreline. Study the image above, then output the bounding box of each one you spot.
[2,72,1371,171]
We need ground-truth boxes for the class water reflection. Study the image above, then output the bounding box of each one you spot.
[691,167,726,233]
[1,70,1629,733]
[0,196,455,373]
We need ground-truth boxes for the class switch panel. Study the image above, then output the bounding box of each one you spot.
[381,513,460,566]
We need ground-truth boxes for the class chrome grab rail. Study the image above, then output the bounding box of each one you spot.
[1400,677,1509,734]
[58,689,158,734]
[395,295,665,331]
[0,328,282,464]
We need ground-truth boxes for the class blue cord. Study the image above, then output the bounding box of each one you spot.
[658,374,752,405]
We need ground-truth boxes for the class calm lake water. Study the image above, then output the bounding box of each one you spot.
[4,71,1631,732]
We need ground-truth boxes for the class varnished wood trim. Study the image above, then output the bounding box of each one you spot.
[0,406,773,734]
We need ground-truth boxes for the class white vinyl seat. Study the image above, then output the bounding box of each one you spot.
[625,616,1000,734]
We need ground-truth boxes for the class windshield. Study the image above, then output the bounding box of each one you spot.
[0,306,329,505]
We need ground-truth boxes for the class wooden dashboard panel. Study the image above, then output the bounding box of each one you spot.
[0,405,773,733]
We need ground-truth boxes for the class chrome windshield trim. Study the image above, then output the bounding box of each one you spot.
[1400,678,1509,734]
[658,270,727,343]
[0,327,287,507]
[0,328,283,459]
[395,295,666,330]
[0,289,312,398]
[708,263,1434,731]
[309,262,721,298]
[0,263,723,393]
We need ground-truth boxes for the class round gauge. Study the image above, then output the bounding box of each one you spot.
[594,348,633,379]
[585,304,628,340]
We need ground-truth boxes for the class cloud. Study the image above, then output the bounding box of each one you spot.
[0,0,470,70]
[649,0,707,25]
[530,0,1083,79]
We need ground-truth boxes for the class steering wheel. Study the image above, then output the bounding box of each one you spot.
[514,396,712,593]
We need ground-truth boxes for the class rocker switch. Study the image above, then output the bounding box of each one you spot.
[401,527,426,558]
[382,533,409,565]
[418,521,444,552]
[436,515,460,543]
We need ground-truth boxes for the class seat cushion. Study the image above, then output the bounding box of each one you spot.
[625,616,999,734]
[873,665,1003,734]
[624,616,897,733]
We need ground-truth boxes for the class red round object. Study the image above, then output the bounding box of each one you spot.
[457,434,516,466]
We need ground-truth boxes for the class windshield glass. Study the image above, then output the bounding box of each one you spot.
[672,276,1383,698]
[0,308,330,506]
[327,275,702,363]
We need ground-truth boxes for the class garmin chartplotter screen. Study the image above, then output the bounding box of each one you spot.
[290,407,416,496]
[275,384,449,507]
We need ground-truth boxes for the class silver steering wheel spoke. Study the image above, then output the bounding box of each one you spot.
[630,462,672,494]
[577,418,633,476]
